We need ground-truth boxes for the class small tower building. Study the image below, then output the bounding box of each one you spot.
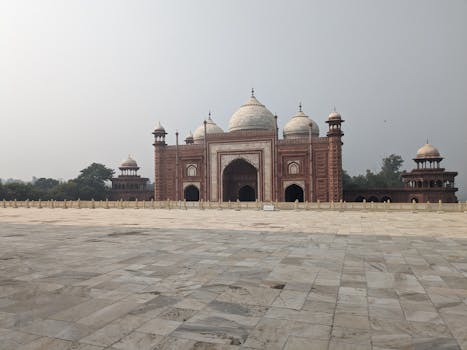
[110,156,152,201]
[402,143,458,203]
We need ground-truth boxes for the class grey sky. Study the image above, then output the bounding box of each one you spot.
[1,0,466,200]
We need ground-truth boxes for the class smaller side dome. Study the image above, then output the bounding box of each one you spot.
[185,130,194,144]
[328,110,342,121]
[193,115,224,143]
[154,121,166,133]
[416,143,441,159]
[120,155,138,169]
[283,104,319,139]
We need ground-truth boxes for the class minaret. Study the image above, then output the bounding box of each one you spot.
[326,109,344,201]
[152,122,167,200]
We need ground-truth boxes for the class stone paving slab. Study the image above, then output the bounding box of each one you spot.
[0,209,466,349]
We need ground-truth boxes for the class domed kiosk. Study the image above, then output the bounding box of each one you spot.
[110,155,152,201]
[343,142,458,203]
[401,142,458,202]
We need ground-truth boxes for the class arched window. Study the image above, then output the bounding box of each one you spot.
[288,162,299,175]
[187,164,197,177]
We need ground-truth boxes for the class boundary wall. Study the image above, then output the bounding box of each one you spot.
[1,199,467,212]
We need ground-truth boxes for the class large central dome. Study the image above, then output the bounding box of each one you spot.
[228,93,275,132]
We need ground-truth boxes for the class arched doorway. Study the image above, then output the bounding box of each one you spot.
[381,196,392,203]
[238,185,255,201]
[184,185,199,201]
[223,159,258,202]
[368,196,379,203]
[355,196,365,202]
[285,184,304,202]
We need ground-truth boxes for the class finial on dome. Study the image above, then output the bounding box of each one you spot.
[299,102,302,112]
[251,88,255,97]
[333,106,337,112]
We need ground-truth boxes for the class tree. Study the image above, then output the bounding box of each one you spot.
[33,178,60,190]
[343,154,404,190]
[379,154,404,187]
[74,163,114,200]
[2,182,41,200]
[50,181,78,200]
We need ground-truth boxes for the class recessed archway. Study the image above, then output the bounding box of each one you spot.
[238,185,256,201]
[285,184,304,202]
[223,158,258,202]
[184,185,199,201]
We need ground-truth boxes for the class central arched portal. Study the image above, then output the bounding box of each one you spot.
[223,159,258,202]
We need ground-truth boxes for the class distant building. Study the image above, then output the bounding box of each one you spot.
[343,143,458,203]
[110,156,152,201]
[152,90,344,202]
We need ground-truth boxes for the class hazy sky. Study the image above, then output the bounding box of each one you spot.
[1,0,466,200]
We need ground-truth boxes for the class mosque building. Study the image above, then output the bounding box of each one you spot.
[109,90,458,203]
[151,90,344,202]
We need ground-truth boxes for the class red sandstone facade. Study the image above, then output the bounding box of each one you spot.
[152,94,344,203]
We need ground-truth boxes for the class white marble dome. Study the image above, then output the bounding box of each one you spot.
[193,116,224,143]
[283,108,319,139]
[416,143,441,159]
[120,155,138,168]
[228,94,275,132]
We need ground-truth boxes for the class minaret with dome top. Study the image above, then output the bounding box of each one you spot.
[326,109,344,202]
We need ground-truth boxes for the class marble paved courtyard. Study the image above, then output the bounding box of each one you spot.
[1,208,467,350]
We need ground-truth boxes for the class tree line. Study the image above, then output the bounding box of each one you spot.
[0,163,114,201]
